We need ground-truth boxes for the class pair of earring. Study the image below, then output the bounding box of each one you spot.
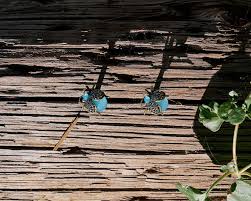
[53,86,169,151]
[79,86,169,115]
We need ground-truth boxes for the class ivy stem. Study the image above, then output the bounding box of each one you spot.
[205,172,230,195]
[233,124,240,177]
[241,171,251,178]
[239,163,251,175]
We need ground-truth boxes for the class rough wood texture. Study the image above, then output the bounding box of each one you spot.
[0,0,251,200]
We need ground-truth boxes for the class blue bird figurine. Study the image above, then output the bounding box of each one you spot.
[143,89,169,115]
[79,86,108,113]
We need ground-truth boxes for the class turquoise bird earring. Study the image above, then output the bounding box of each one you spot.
[143,88,169,115]
[53,86,108,151]
[145,33,190,116]
[141,34,179,115]
[53,40,113,151]
[80,86,108,113]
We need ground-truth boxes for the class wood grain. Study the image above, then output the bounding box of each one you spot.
[0,0,251,200]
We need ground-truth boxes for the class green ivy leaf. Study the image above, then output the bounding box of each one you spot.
[202,117,224,132]
[229,91,238,97]
[245,93,251,110]
[227,180,251,201]
[228,107,246,125]
[199,103,224,132]
[177,183,211,201]
[218,101,235,120]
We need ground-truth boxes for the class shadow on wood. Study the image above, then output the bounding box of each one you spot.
[153,34,190,91]
[193,26,251,166]
[1,1,250,44]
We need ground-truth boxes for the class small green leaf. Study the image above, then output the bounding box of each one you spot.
[245,93,251,110]
[218,101,235,120]
[199,102,224,132]
[199,104,214,120]
[229,91,239,97]
[202,117,224,132]
[228,107,246,125]
[227,180,251,201]
[177,183,211,201]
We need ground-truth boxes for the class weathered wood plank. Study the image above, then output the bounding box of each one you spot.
[0,0,251,200]
[0,149,232,191]
[0,0,250,44]
[1,34,251,101]
[0,191,227,201]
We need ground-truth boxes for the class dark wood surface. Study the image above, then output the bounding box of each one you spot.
[0,1,251,200]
